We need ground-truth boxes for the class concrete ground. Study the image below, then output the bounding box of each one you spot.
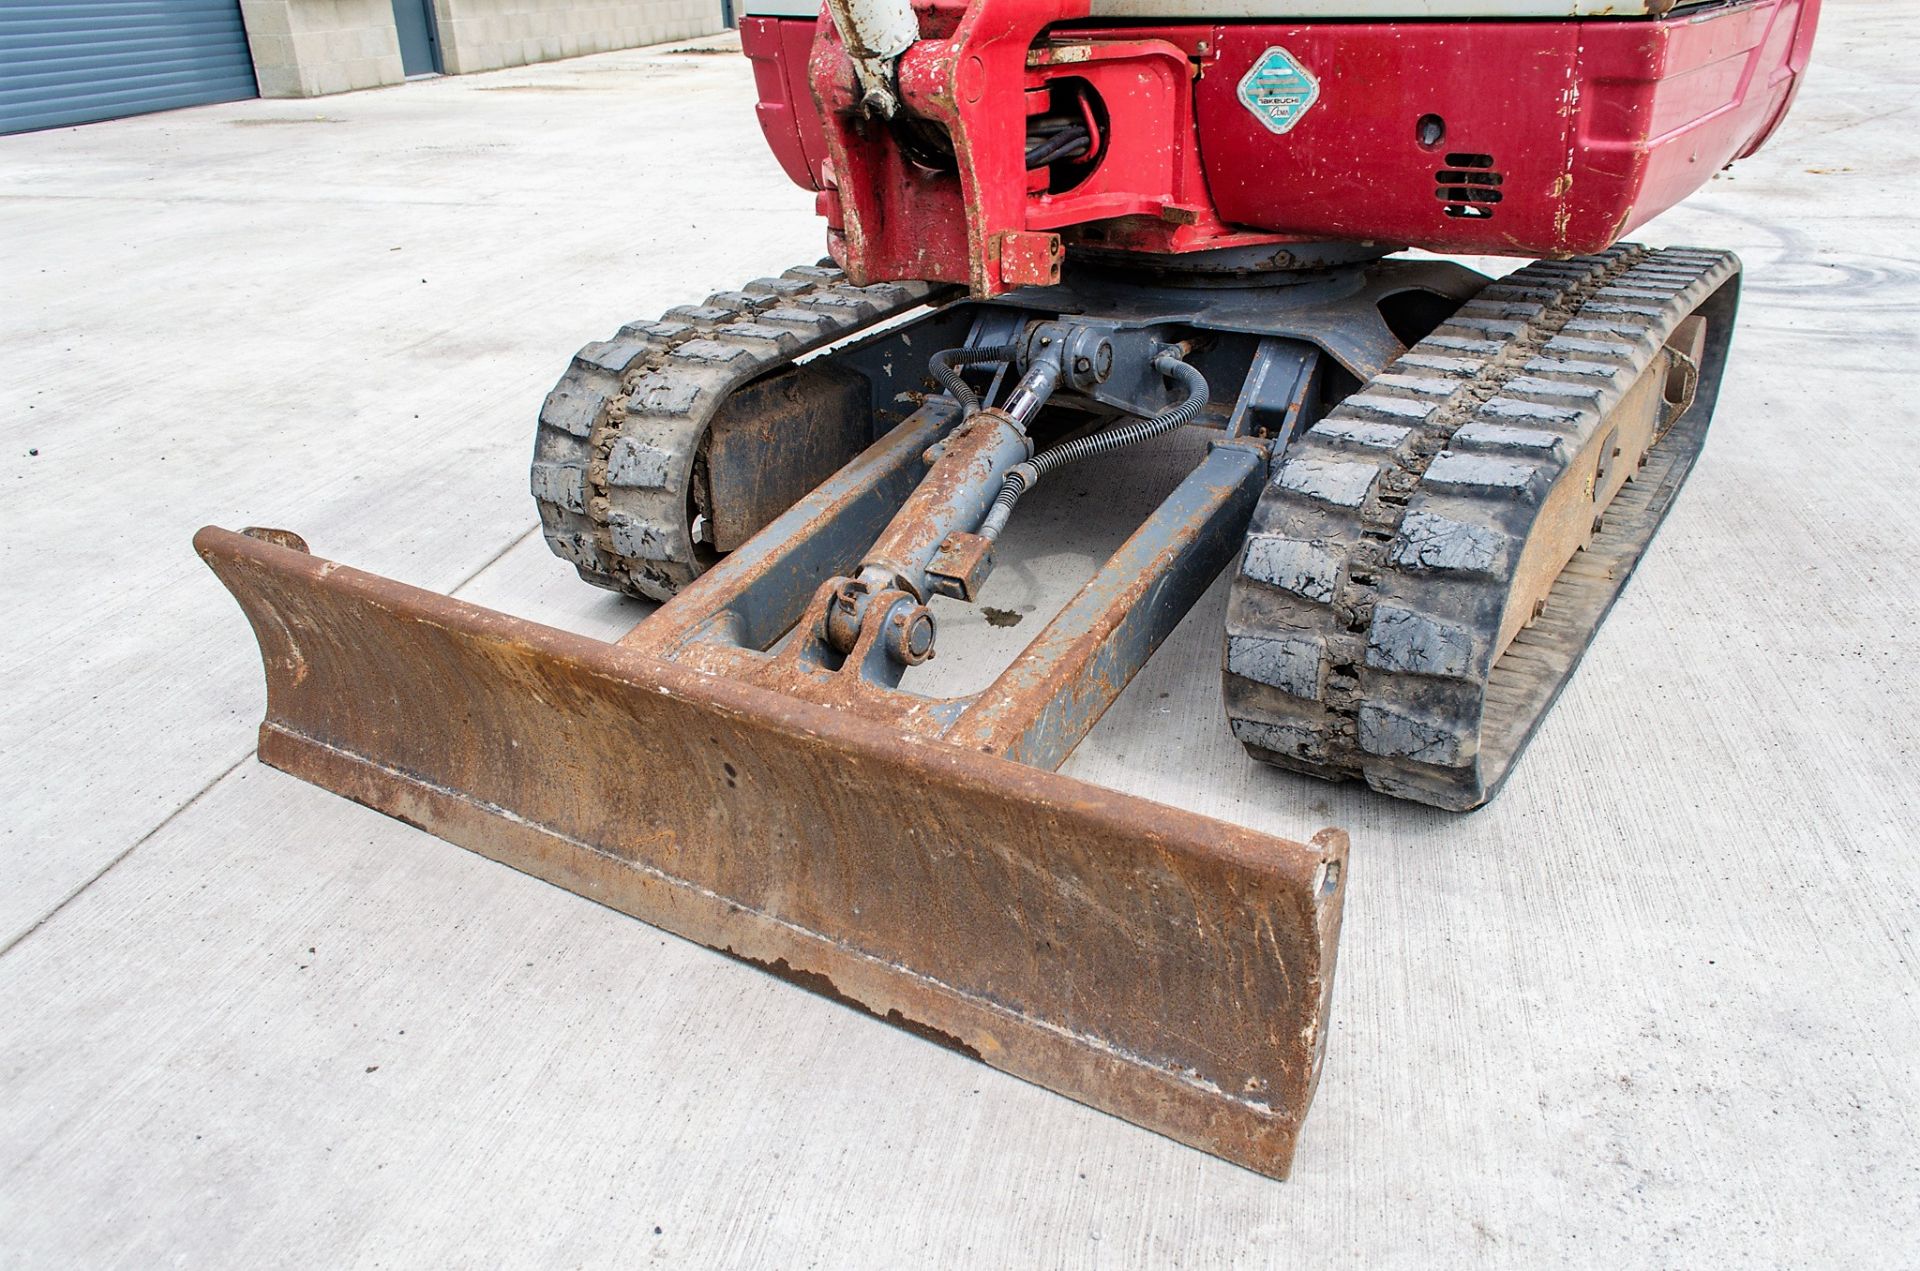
[2,7,1915,1266]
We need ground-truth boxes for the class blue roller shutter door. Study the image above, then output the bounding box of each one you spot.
[1,0,259,136]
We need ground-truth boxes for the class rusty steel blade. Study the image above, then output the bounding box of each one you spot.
[195,525,1348,1178]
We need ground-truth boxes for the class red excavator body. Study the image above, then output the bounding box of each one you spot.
[745,0,1819,293]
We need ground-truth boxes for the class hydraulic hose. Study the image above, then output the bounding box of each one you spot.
[1025,125,1090,168]
[930,344,1020,419]
[977,353,1209,542]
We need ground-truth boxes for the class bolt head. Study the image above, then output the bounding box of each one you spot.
[906,612,935,658]
[883,601,937,665]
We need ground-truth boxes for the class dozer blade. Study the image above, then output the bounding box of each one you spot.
[195,525,1346,1179]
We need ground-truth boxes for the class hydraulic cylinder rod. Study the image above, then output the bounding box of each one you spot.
[822,0,918,116]
[852,354,1060,604]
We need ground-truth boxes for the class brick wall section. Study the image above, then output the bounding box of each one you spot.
[239,0,407,98]
[430,0,724,75]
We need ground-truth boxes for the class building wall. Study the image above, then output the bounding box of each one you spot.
[239,0,406,99]
[432,0,724,75]
[238,0,726,98]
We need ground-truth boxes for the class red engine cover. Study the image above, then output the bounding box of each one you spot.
[743,0,1819,290]
[1194,0,1819,256]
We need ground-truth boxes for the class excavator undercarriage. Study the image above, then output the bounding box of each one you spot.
[198,0,1811,1179]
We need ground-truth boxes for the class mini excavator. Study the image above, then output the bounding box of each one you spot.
[198,0,1819,1177]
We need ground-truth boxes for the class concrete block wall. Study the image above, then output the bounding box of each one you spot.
[429,0,724,75]
[239,0,407,98]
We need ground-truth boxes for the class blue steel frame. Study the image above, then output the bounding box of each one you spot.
[621,257,1486,773]
[624,338,1317,770]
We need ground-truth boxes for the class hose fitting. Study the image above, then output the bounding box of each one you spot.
[976,352,1209,542]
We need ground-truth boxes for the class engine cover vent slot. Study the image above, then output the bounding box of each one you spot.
[1436,154,1502,219]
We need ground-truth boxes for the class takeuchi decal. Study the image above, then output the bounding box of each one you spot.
[1237,46,1321,135]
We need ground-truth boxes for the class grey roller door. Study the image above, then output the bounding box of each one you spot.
[1,0,258,136]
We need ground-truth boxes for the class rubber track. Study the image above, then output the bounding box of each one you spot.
[1223,244,1741,810]
[532,263,946,601]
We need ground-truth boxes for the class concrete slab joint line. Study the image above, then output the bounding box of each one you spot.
[0,754,254,960]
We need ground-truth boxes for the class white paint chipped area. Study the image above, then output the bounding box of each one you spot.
[3,8,1917,1265]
